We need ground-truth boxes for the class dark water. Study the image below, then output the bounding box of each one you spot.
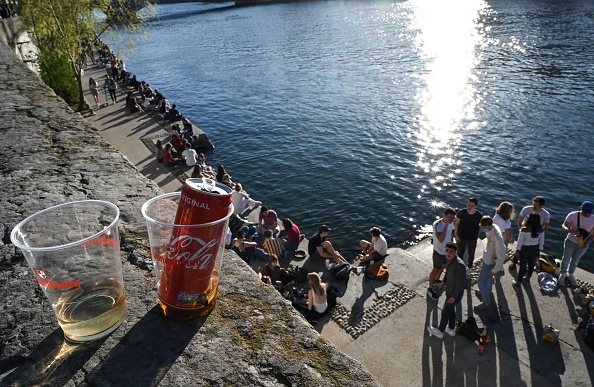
[112,0,594,270]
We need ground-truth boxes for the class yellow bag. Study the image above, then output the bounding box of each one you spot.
[366,263,389,281]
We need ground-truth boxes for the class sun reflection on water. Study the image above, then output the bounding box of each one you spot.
[408,0,489,206]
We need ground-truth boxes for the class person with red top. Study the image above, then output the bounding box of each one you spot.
[257,206,279,236]
[282,218,303,253]
[162,143,182,167]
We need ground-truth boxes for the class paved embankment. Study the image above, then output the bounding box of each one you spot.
[0,29,378,386]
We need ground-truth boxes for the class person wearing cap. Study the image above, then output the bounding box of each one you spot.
[511,196,550,270]
[358,227,388,263]
[558,201,594,287]
[307,225,348,264]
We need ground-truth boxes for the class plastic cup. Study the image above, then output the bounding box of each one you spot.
[141,192,232,320]
[10,200,127,343]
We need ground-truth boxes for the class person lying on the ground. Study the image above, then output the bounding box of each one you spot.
[307,225,348,264]
[162,143,182,167]
[358,226,388,263]
[221,173,235,189]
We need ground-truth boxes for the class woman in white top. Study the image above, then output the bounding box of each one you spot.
[513,212,544,286]
[307,272,327,315]
[231,183,256,215]
[493,201,515,247]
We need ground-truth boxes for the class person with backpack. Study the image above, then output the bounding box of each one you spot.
[427,242,466,339]
[558,201,594,287]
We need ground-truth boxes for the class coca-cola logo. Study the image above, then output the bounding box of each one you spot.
[167,235,219,270]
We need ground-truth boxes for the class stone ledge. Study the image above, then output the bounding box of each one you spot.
[0,33,377,385]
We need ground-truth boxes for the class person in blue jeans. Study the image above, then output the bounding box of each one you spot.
[427,242,467,338]
[559,201,594,287]
[475,216,506,311]
[513,213,544,287]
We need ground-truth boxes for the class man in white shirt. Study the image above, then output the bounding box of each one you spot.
[559,201,594,286]
[428,208,456,301]
[182,143,198,167]
[358,227,388,263]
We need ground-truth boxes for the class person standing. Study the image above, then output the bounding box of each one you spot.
[427,242,466,338]
[358,227,388,263]
[511,196,550,270]
[512,213,544,287]
[103,74,117,104]
[454,197,482,273]
[475,216,506,311]
[88,77,100,107]
[493,201,515,247]
[428,208,456,301]
[558,201,594,286]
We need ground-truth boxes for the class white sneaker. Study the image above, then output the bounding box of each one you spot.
[427,325,444,339]
[558,274,566,286]
[567,274,578,286]
[444,327,457,337]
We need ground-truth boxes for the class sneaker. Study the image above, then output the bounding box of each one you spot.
[427,288,439,300]
[427,325,444,338]
[567,274,578,286]
[445,326,457,337]
[474,302,491,311]
[558,274,566,286]
[512,280,520,288]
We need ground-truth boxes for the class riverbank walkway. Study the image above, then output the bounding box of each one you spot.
[81,63,594,386]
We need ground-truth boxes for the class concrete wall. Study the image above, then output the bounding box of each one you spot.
[0,24,377,386]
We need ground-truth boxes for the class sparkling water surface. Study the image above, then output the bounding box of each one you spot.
[111,0,594,270]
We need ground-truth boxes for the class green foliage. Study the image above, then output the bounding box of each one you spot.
[38,50,80,107]
[19,0,153,111]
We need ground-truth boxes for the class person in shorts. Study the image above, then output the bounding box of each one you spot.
[307,225,348,264]
[358,227,388,263]
[428,208,456,301]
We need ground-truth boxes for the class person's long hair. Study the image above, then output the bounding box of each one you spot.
[496,201,515,221]
[308,273,325,296]
[524,212,543,238]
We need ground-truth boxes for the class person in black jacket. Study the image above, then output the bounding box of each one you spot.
[427,242,467,339]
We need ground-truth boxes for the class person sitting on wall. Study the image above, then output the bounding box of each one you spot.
[358,226,388,264]
[165,103,183,121]
[257,206,280,236]
[260,254,292,288]
[282,218,304,254]
[307,225,348,264]
[169,134,186,158]
[182,142,198,167]
[263,230,285,259]
[232,230,257,263]
[181,117,194,141]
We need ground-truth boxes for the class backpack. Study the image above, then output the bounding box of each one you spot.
[365,263,389,281]
[457,316,481,342]
[329,263,352,280]
[326,285,338,310]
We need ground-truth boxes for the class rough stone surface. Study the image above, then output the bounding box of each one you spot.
[0,28,377,386]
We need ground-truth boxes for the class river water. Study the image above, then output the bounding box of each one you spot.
[112,0,594,270]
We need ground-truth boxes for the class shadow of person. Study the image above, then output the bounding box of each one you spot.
[524,284,566,385]
[422,296,443,387]
[83,304,205,385]
[0,328,106,386]
[346,279,375,327]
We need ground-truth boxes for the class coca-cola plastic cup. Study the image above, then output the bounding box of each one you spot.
[10,200,127,343]
[141,192,233,320]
